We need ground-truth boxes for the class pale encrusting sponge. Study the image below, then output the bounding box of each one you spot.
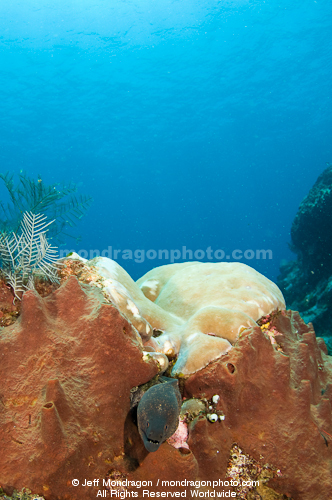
[68,256,285,376]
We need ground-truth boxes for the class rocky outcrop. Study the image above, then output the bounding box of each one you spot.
[291,164,332,283]
[278,165,332,345]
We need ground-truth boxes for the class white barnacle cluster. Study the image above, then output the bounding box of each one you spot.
[207,413,219,423]
[206,394,225,423]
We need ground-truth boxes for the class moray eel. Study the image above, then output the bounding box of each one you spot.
[137,376,182,452]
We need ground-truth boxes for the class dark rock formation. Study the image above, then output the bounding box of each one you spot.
[278,165,332,346]
[291,164,332,283]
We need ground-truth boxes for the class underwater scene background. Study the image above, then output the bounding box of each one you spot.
[1,2,332,500]
[1,0,332,282]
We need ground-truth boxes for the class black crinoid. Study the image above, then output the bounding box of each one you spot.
[0,212,60,300]
[0,171,93,244]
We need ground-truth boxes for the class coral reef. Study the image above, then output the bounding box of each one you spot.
[0,276,159,499]
[0,260,331,499]
[0,277,21,326]
[181,310,332,499]
[0,488,44,500]
[278,165,332,346]
[137,261,285,376]
[64,256,285,376]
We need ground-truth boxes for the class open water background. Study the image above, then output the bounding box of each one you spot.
[1,0,332,281]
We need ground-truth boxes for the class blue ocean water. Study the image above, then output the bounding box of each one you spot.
[1,0,331,282]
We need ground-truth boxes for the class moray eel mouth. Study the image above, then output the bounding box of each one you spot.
[142,433,162,453]
[137,376,182,452]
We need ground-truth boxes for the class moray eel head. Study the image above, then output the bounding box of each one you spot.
[137,377,182,452]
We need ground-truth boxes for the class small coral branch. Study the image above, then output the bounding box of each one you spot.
[0,212,60,300]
